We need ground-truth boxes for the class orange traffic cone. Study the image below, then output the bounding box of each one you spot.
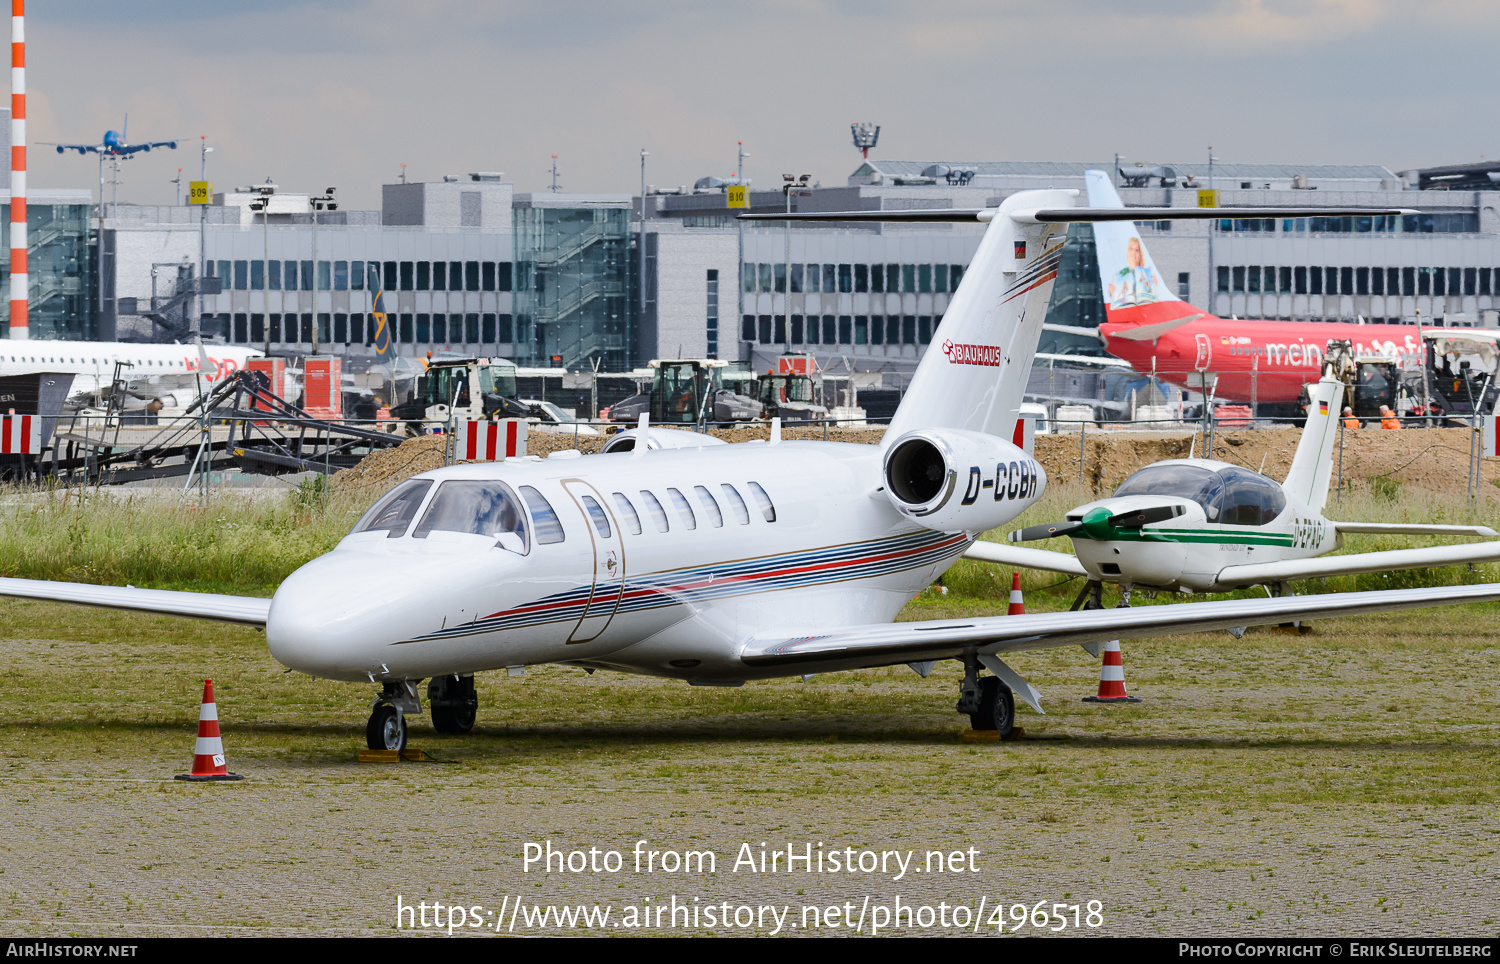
[175,679,244,782]
[1082,640,1142,703]
[1007,572,1025,615]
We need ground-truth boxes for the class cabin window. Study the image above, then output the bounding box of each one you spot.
[720,484,750,525]
[639,490,669,532]
[411,480,529,553]
[519,486,566,544]
[1210,468,1286,527]
[746,481,776,522]
[352,479,433,538]
[612,493,642,535]
[667,487,697,530]
[694,485,724,527]
[580,495,612,538]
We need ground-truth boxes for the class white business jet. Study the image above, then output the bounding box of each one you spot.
[987,375,1500,604]
[6,189,1492,749]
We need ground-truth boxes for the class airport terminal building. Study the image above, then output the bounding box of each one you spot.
[18,155,1500,380]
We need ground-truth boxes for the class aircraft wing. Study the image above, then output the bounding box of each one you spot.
[0,577,270,625]
[119,140,180,155]
[739,582,1500,671]
[39,142,102,155]
[1333,522,1499,538]
[1215,543,1500,586]
[962,540,1088,577]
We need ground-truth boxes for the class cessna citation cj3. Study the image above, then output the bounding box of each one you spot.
[4,189,1495,750]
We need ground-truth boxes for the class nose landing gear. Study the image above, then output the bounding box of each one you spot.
[366,680,421,751]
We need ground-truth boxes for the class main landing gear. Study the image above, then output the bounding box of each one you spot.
[956,652,1014,737]
[428,675,478,734]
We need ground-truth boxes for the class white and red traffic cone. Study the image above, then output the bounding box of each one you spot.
[1007,572,1025,615]
[175,679,244,782]
[1082,640,1142,704]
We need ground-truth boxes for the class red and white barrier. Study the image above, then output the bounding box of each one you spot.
[458,418,527,461]
[0,413,38,454]
[175,679,243,782]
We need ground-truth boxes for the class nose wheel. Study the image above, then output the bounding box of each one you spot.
[366,703,408,751]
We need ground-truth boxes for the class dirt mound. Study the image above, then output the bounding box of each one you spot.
[333,422,1499,502]
[1037,426,1500,500]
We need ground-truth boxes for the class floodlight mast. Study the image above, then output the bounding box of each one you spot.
[851,122,880,160]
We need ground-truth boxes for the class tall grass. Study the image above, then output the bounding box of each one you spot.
[0,484,373,595]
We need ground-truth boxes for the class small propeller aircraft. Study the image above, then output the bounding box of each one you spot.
[6,183,1492,749]
[981,375,1500,607]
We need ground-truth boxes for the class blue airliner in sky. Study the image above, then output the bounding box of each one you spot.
[42,116,180,156]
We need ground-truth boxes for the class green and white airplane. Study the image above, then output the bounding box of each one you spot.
[966,376,1500,601]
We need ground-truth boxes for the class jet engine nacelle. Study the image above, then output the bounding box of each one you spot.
[882,428,1046,533]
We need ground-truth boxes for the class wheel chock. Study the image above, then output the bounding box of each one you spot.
[961,727,1026,743]
[357,748,428,763]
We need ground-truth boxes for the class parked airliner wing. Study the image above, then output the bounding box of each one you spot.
[962,540,1087,577]
[0,577,270,625]
[1215,544,1500,586]
[739,583,1500,670]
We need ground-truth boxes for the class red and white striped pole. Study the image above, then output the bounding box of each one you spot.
[8,0,24,341]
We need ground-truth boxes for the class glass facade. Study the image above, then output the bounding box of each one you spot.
[1037,223,1106,356]
[0,202,95,339]
[512,205,631,370]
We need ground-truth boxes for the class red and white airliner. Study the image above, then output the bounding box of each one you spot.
[1087,170,1423,403]
[0,339,262,395]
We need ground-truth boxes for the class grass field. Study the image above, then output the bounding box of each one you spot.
[0,485,1497,936]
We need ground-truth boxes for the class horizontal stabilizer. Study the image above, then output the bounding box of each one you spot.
[963,540,1088,576]
[740,583,1500,671]
[1216,542,1500,586]
[0,577,271,625]
[740,206,1417,224]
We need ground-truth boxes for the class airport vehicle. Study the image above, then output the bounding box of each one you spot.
[517,399,601,436]
[755,371,826,422]
[1085,170,1432,405]
[5,187,1491,750]
[990,375,1500,601]
[389,356,529,432]
[0,340,263,396]
[606,359,762,425]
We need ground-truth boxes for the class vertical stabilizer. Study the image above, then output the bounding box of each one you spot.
[1084,170,1186,327]
[1283,376,1344,513]
[884,189,1074,444]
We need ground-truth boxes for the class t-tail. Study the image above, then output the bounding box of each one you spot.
[1283,376,1344,514]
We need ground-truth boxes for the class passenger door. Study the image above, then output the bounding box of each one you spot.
[560,479,626,643]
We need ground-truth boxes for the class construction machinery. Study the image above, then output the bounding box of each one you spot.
[390,356,528,433]
[605,359,763,426]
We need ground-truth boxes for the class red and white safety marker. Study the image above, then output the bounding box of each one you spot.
[0,413,38,454]
[175,679,244,782]
[1007,571,1025,615]
[458,418,527,461]
[1082,640,1142,704]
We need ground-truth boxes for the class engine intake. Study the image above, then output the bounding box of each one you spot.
[882,428,1046,532]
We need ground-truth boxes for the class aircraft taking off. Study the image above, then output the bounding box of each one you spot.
[989,375,1500,599]
[1087,170,1427,404]
[1,188,1489,750]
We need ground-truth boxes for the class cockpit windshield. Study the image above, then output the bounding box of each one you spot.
[412,481,530,553]
[351,479,434,538]
[1113,465,1225,517]
[1113,464,1287,526]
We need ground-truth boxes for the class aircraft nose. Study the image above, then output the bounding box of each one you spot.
[266,552,399,681]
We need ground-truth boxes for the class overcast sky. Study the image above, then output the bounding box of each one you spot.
[19,1,1500,210]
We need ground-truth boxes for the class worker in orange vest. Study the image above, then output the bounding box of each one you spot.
[1379,405,1401,430]
[1341,406,1359,429]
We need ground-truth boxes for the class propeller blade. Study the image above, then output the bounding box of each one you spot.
[1108,504,1184,529]
[1008,522,1084,542]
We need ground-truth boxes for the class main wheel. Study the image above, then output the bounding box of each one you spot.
[431,704,476,735]
[428,676,477,735]
[969,676,1015,737]
[366,703,408,751]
